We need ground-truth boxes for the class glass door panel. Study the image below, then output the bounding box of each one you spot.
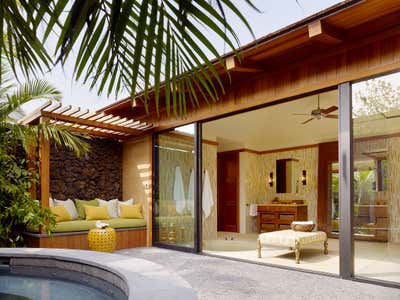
[153,124,196,249]
[352,71,400,284]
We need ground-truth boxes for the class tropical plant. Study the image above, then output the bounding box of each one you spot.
[0,0,258,116]
[0,62,89,247]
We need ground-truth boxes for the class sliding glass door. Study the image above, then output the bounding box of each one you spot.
[153,123,201,251]
[351,71,400,284]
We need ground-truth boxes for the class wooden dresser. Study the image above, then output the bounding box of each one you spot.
[257,204,307,233]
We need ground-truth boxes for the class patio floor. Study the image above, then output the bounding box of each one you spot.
[117,247,400,300]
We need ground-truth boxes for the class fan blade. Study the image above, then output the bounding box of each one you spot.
[302,118,314,124]
[325,114,338,119]
[293,113,311,116]
[322,106,338,114]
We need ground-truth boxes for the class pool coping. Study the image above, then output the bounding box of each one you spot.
[0,248,197,300]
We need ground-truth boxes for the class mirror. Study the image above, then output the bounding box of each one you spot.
[276,159,299,193]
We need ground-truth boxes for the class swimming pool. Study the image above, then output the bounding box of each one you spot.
[0,268,126,300]
[0,270,123,300]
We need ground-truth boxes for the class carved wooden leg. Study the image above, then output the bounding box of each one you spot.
[324,239,328,255]
[295,241,300,264]
[289,247,293,251]
[257,238,262,258]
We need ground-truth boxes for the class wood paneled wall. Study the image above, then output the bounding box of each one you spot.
[150,29,400,131]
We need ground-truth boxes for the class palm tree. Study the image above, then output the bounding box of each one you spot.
[0,0,258,116]
[0,62,89,247]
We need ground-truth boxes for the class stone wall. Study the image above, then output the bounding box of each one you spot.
[50,138,122,200]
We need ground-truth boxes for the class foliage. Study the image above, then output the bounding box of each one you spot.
[0,0,258,117]
[353,79,400,117]
[0,63,90,247]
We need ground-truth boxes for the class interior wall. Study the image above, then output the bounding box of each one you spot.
[239,147,319,234]
[202,143,218,240]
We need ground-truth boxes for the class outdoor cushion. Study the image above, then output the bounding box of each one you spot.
[97,198,118,218]
[118,198,134,216]
[84,205,110,220]
[50,206,71,222]
[75,199,98,219]
[120,204,143,219]
[27,218,146,233]
[54,198,78,220]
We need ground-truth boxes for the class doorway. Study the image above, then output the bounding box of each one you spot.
[217,151,239,232]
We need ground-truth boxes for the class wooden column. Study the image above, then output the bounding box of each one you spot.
[39,117,50,211]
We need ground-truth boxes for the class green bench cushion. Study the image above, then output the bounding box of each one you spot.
[28,218,146,233]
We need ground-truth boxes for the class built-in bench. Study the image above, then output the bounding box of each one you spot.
[25,218,147,250]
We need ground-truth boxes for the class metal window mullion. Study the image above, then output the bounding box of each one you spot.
[194,122,202,253]
[338,82,354,279]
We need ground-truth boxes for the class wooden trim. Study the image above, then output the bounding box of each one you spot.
[259,144,319,154]
[24,228,147,250]
[163,131,218,146]
[354,132,400,143]
[218,144,319,156]
[41,111,142,135]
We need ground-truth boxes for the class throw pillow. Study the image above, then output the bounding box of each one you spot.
[84,205,110,220]
[118,198,133,216]
[120,204,143,219]
[97,198,118,219]
[75,199,98,219]
[50,206,71,222]
[54,198,78,220]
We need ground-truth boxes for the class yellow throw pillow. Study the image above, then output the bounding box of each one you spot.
[84,205,110,220]
[50,206,71,222]
[120,204,143,219]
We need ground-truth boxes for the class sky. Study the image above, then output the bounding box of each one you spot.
[31,0,343,112]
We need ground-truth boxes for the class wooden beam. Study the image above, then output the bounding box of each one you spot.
[225,56,262,73]
[308,20,344,44]
[58,125,130,140]
[41,111,143,135]
[39,117,50,234]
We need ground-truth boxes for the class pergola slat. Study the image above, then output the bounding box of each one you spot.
[41,110,143,135]
[22,102,154,139]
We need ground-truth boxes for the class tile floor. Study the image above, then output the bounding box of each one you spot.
[203,231,400,283]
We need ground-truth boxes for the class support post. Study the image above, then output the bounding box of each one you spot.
[39,117,50,233]
[194,122,202,253]
[339,82,354,279]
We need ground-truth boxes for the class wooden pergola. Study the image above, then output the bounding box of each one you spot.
[19,100,155,217]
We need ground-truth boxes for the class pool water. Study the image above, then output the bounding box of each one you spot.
[0,273,119,300]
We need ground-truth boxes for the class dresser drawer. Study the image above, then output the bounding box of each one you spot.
[279,214,295,222]
[261,223,275,232]
[260,213,275,221]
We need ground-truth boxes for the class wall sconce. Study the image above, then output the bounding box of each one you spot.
[268,172,274,187]
[301,170,307,185]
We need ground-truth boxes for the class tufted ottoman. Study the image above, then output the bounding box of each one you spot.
[257,229,328,263]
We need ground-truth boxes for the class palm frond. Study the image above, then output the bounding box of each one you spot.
[1,80,61,121]
[48,0,257,117]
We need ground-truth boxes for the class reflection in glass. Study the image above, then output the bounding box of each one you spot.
[154,124,195,248]
[352,71,400,284]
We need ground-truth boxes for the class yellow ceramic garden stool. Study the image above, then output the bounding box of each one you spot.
[88,227,116,252]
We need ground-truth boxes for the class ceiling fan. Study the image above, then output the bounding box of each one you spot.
[293,95,338,124]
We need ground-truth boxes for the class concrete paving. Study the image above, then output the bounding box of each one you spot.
[118,247,400,300]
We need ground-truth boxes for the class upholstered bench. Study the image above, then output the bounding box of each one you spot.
[257,230,328,263]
